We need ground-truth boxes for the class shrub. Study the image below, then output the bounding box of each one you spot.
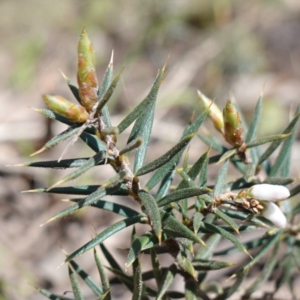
[21,29,300,300]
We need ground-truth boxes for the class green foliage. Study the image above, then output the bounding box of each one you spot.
[21,30,300,299]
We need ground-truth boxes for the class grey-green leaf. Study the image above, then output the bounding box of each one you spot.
[244,241,280,297]
[69,198,140,217]
[48,151,106,189]
[96,67,124,114]
[133,101,156,172]
[214,208,240,235]
[200,222,251,257]
[138,190,162,241]
[132,262,143,300]
[246,95,262,143]
[36,287,74,300]
[69,259,102,297]
[136,134,194,176]
[192,259,234,271]
[257,112,300,165]
[161,210,205,245]
[118,67,165,133]
[94,249,110,300]
[68,265,84,300]
[213,159,229,197]
[65,215,147,262]
[157,187,211,207]
[30,126,81,156]
[126,233,158,268]
[156,264,177,300]
[18,157,90,169]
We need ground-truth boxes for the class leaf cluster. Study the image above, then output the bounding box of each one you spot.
[19,31,300,300]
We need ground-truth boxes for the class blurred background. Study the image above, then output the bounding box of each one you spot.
[1,0,300,299]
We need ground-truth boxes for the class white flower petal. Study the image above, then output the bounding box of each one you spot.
[248,184,290,202]
[261,202,287,228]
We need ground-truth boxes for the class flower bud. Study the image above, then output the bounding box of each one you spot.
[197,90,224,133]
[223,100,244,147]
[77,29,98,112]
[43,95,89,123]
[261,202,286,228]
[247,184,290,202]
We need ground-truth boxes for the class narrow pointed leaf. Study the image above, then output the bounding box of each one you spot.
[138,190,162,241]
[156,167,176,200]
[69,198,140,217]
[136,134,194,176]
[69,259,102,296]
[156,264,177,300]
[31,126,81,156]
[192,259,233,271]
[246,95,262,143]
[244,241,280,297]
[257,112,300,165]
[19,157,90,169]
[176,253,196,279]
[161,211,205,245]
[65,215,147,262]
[200,222,251,258]
[95,68,123,114]
[198,133,226,153]
[177,148,210,190]
[133,102,156,172]
[94,249,110,300]
[275,256,294,292]
[118,67,165,133]
[177,169,213,203]
[220,209,268,227]
[68,265,84,300]
[217,149,237,163]
[214,208,240,235]
[215,272,245,300]
[106,267,134,293]
[45,177,127,222]
[145,152,182,191]
[27,185,99,195]
[98,54,114,127]
[157,187,211,207]
[195,233,221,260]
[238,231,281,274]
[49,151,105,189]
[61,73,82,105]
[214,236,269,256]
[145,108,209,191]
[36,287,74,300]
[270,109,300,176]
[213,159,229,197]
[107,267,157,297]
[246,133,291,148]
[193,212,204,234]
[25,184,130,196]
[132,262,143,300]
[126,233,158,268]
[199,151,209,188]
[99,243,122,275]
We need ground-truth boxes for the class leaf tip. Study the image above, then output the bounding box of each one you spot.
[30,147,46,157]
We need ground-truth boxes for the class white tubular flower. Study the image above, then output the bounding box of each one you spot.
[247,184,290,202]
[261,202,287,228]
